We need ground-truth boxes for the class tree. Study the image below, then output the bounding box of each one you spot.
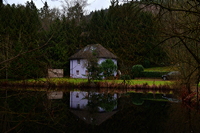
[100,59,117,79]
[62,0,88,25]
[87,2,165,75]
[86,92,117,112]
[39,1,51,31]
[142,0,200,98]
[0,1,48,79]
[44,14,83,76]
[85,50,103,82]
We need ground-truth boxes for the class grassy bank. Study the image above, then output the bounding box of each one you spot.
[144,66,173,72]
[25,78,171,86]
[0,78,173,90]
[0,66,175,88]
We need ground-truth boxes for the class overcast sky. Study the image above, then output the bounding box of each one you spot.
[5,0,112,13]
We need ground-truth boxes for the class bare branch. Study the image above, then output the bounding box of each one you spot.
[0,35,53,66]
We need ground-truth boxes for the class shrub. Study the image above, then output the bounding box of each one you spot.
[141,71,168,78]
[120,75,131,80]
[100,59,117,78]
[132,65,144,78]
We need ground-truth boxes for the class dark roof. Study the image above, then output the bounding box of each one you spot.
[69,44,117,59]
[70,109,118,125]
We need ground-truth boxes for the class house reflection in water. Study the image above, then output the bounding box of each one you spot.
[70,91,88,110]
[70,91,118,125]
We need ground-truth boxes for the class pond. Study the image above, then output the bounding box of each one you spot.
[1,88,200,133]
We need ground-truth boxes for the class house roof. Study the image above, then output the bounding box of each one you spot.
[70,109,118,125]
[69,44,117,59]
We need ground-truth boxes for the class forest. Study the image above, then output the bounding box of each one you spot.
[0,0,168,79]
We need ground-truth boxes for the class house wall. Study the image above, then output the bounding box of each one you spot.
[70,59,87,78]
[70,58,117,78]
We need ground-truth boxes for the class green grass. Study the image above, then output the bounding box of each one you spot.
[26,78,88,85]
[103,79,171,86]
[144,66,176,72]
[22,78,171,86]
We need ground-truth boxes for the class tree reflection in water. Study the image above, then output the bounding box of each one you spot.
[69,91,118,125]
[1,89,200,133]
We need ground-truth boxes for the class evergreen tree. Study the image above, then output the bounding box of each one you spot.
[87,2,165,73]
[0,2,47,79]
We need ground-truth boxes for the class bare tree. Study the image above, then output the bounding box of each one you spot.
[61,0,88,19]
[144,0,200,96]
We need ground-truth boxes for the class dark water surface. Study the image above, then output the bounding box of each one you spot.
[1,88,200,133]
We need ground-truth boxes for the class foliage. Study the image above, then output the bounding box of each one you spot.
[67,2,83,24]
[87,3,166,73]
[120,75,131,80]
[0,1,168,80]
[143,0,200,93]
[86,50,103,81]
[86,92,117,112]
[144,66,175,72]
[132,65,144,78]
[100,59,117,78]
[141,72,168,78]
[0,2,47,79]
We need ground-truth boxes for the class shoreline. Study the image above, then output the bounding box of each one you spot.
[0,80,172,90]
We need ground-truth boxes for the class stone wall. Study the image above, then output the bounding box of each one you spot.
[48,69,64,78]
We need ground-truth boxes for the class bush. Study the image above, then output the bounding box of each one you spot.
[141,71,168,78]
[120,75,131,80]
[132,65,144,78]
[100,59,117,78]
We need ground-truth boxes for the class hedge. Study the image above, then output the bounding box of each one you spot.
[120,75,131,80]
[140,71,169,78]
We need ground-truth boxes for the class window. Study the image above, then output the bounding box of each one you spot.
[85,70,88,75]
[76,70,79,75]
[76,93,79,98]
[77,59,80,65]
[85,92,88,98]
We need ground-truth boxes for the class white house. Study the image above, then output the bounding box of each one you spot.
[69,44,117,78]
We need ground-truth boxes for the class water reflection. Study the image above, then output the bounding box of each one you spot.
[47,91,63,99]
[69,91,118,111]
[47,90,180,126]
[1,88,200,133]
[69,91,118,125]
[48,90,118,125]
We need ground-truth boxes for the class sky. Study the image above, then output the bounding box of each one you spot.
[5,0,112,13]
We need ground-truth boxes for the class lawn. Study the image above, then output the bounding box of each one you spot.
[144,66,176,72]
[27,78,171,86]
[102,79,171,86]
